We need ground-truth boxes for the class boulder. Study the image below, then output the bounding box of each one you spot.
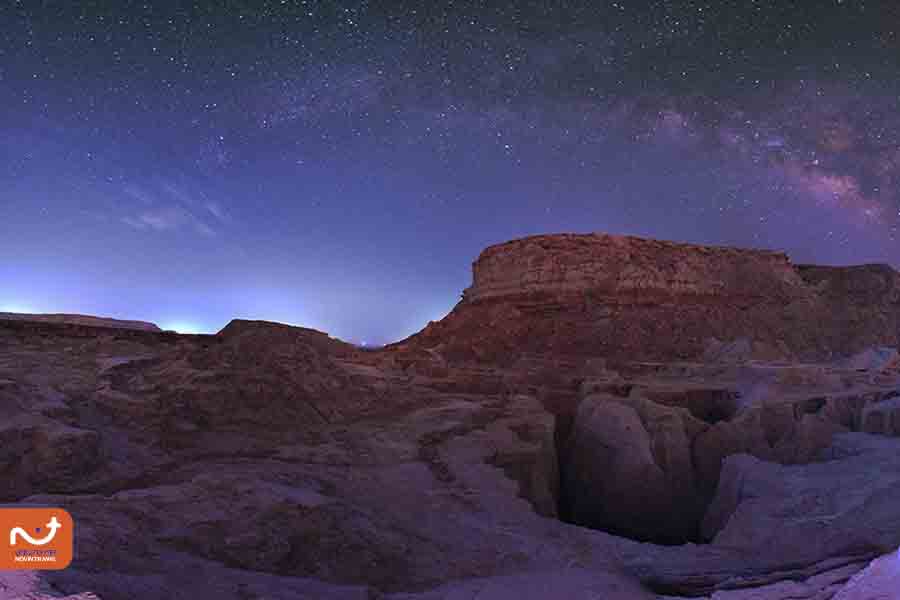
[692,408,775,497]
[563,393,705,543]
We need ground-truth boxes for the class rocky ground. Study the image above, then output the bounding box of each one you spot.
[2,234,900,599]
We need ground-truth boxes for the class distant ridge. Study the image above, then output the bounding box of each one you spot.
[0,312,161,332]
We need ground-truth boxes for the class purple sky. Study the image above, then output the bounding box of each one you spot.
[3,2,899,342]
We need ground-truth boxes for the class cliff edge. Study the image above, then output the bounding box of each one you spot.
[396,233,900,363]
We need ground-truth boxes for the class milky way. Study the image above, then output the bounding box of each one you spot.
[2,1,899,342]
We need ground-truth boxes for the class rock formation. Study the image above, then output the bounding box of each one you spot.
[0,313,161,332]
[393,233,900,364]
[562,391,707,543]
[3,232,900,600]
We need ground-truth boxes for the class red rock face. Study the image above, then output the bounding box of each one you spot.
[465,233,802,303]
[395,233,900,364]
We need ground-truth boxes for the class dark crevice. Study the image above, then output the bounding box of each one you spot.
[551,410,707,546]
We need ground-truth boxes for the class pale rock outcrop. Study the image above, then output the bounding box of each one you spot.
[691,399,852,498]
[704,434,900,562]
[622,434,900,596]
[0,571,101,600]
[840,347,900,372]
[832,549,900,600]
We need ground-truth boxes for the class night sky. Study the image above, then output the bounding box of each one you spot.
[3,1,900,343]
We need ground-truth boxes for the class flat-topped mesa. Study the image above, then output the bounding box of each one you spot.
[0,312,161,332]
[399,233,900,364]
[463,233,804,304]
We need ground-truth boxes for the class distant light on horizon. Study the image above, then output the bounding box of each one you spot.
[159,321,212,335]
[0,302,42,314]
[374,301,456,346]
[430,305,454,323]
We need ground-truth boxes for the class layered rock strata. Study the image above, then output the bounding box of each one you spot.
[395,233,900,364]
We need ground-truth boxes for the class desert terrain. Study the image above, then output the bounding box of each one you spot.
[2,233,899,599]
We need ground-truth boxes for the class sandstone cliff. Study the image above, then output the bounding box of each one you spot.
[395,233,900,364]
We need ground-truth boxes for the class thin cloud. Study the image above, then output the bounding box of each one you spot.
[122,185,156,205]
[121,198,218,237]
[204,200,230,222]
